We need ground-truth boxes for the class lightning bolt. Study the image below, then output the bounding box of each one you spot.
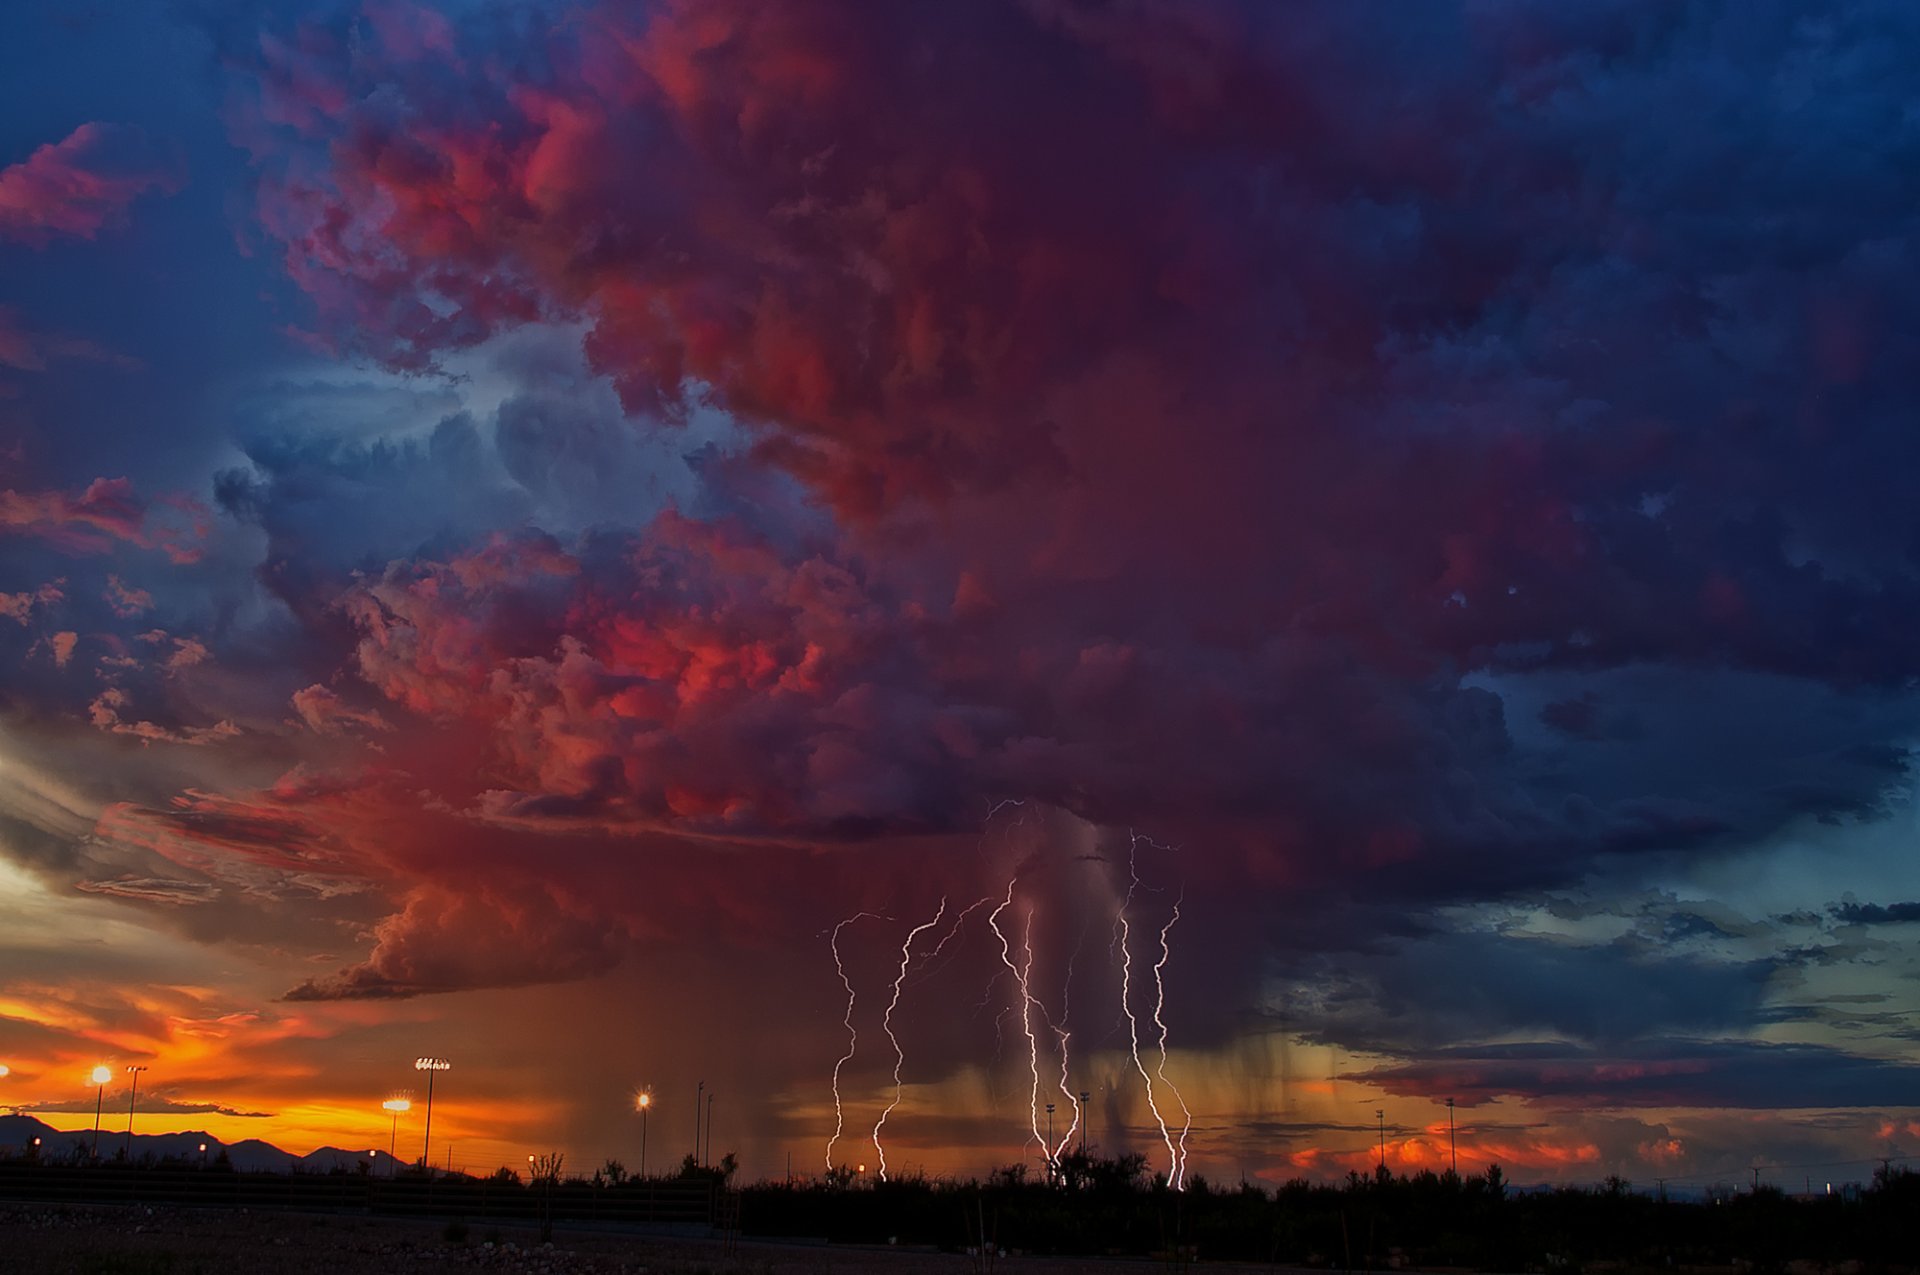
[872,898,948,1182]
[826,910,886,1173]
[988,877,1053,1170]
[1116,831,1180,1187]
[1050,912,1091,1163]
[1153,889,1193,1188]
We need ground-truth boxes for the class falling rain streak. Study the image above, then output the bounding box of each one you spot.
[826,810,1192,1188]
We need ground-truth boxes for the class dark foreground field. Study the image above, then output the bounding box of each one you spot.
[0,1204,1318,1275]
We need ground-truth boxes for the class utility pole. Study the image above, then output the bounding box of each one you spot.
[1376,1109,1386,1173]
[695,1080,704,1166]
[1446,1097,1456,1176]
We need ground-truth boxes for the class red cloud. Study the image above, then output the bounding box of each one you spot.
[0,123,183,246]
[0,476,210,563]
[281,883,629,1000]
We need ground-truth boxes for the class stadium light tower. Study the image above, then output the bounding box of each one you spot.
[414,1057,451,1177]
[382,1095,412,1177]
[124,1065,148,1160]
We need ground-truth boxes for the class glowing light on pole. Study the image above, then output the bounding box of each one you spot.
[382,1096,412,1177]
[123,1065,147,1160]
[413,1057,451,1176]
[636,1090,652,1179]
[88,1066,111,1160]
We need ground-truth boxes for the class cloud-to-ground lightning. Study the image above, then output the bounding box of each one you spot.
[872,898,948,1181]
[1116,830,1182,1187]
[1154,889,1193,1188]
[1049,911,1092,1164]
[826,911,887,1172]
[988,878,1050,1166]
[821,809,1194,1185]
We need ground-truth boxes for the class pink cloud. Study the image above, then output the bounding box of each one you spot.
[104,574,153,617]
[0,123,183,246]
[0,476,210,563]
[87,687,240,746]
[289,683,391,736]
[0,578,64,624]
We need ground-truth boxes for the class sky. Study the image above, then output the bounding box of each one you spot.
[2,0,1919,1192]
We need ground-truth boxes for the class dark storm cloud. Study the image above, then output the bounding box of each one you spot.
[7,0,1910,1030]
[215,0,1920,868]
[1283,928,1777,1057]
[1353,1040,1920,1111]
[1831,900,1920,925]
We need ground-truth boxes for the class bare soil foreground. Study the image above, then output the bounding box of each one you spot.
[1,1204,1336,1275]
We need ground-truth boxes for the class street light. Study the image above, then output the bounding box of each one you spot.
[89,1066,111,1160]
[705,1092,714,1169]
[199,1142,208,1168]
[383,1096,412,1177]
[414,1057,451,1177]
[124,1065,148,1160]
[1376,1109,1386,1173]
[1079,1091,1090,1157]
[1446,1097,1457,1177]
[635,1091,652,1179]
[695,1080,704,1166]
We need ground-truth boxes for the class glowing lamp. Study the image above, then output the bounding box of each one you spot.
[414,1057,451,1071]
[90,1066,112,1085]
[383,1097,411,1113]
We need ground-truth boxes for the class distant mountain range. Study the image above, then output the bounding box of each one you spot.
[0,1113,406,1175]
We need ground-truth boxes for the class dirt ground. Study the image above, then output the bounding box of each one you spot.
[0,1203,1305,1275]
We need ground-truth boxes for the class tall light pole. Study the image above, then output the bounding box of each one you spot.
[1079,1091,1090,1157]
[89,1066,111,1160]
[705,1092,714,1169]
[695,1080,704,1166]
[1446,1097,1456,1177]
[124,1065,147,1160]
[1045,1103,1056,1178]
[636,1091,652,1179]
[383,1096,412,1177]
[414,1057,451,1177]
[1375,1109,1387,1174]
